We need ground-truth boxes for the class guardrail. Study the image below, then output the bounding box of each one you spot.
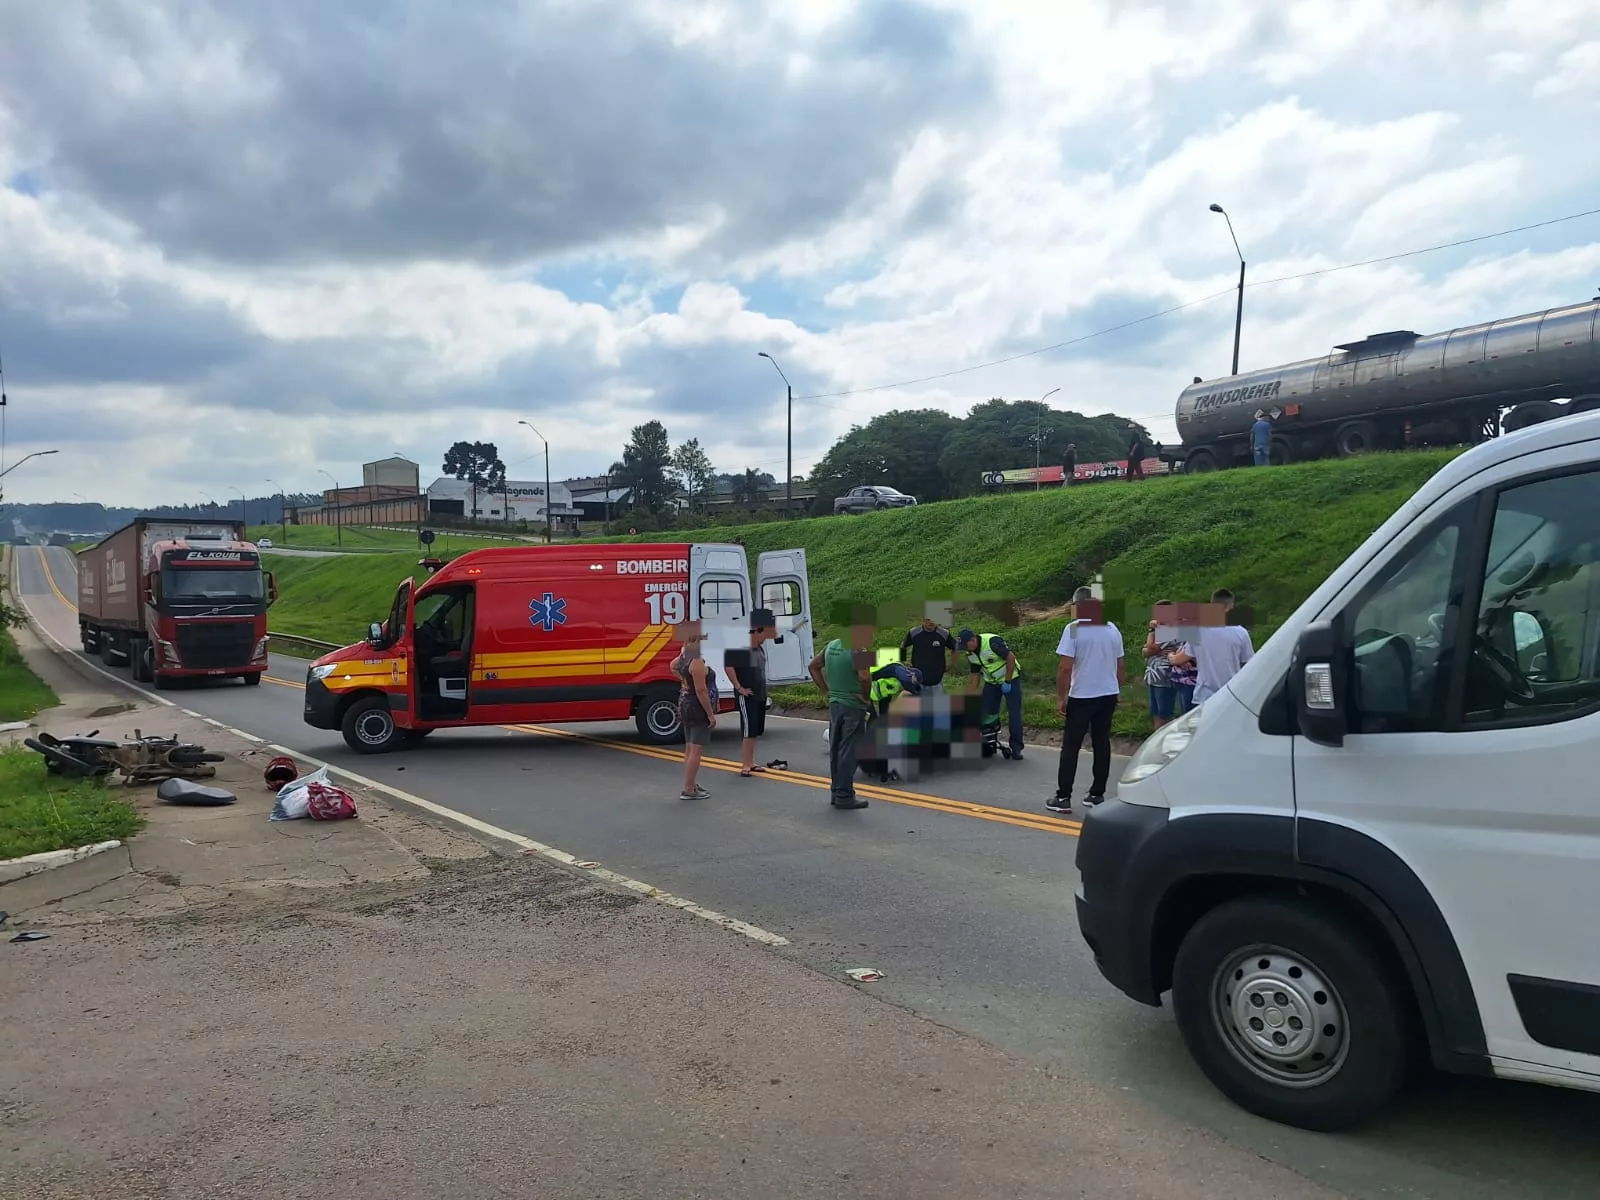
[266,631,342,655]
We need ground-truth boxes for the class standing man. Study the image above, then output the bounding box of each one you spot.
[1126,429,1146,481]
[724,608,775,778]
[1048,587,1124,814]
[1182,587,1255,704]
[1251,410,1273,466]
[808,622,874,810]
[901,616,957,689]
[1063,442,1078,485]
[959,628,1024,761]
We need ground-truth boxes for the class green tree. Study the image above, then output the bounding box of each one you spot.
[671,438,717,509]
[807,408,960,511]
[611,420,674,514]
[731,468,765,505]
[442,440,508,518]
[937,399,1150,496]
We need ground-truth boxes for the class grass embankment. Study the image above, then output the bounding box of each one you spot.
[0,628,58,722]
[267,452,1460,737]
[0,745,144,860]
[248,524,534,554]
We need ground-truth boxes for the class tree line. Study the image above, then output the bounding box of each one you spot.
[439,398,1150,527]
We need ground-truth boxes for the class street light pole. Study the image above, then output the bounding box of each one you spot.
[0,448,59,481]
[1035,387,1061,490]
[317,469,343,547]
[266,478,286,544]
[1210,203,1246,376]
[518,421,553,543]
[757,352,793,512]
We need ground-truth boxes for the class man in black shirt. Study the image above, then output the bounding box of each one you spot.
[900,617,957,688]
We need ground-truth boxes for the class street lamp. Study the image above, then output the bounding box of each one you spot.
[757,352,793,512]
[317,469,343,547]
[1035,387,1060,490]
[517,421,553,543]
[0,448,59,481]
[1210,203,1246,376]
[266,478,287,544]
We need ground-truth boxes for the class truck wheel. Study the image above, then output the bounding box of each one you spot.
[1184,447,1219,474]
[341,696,404,754]
[101,639,121,667]
[132,643,153,684]
[1170,897,1410,1132]
[1333,421,1379,457]
[241,673,262,687]
[1270,435,1295,466]
[81,627,98,654]
[635,687,684,745]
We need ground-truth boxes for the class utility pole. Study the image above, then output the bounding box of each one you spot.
[757,352,793,512]
[1210,203,1246,375]
[267,479,286,544]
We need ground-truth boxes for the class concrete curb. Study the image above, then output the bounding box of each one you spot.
[0,839,125,885]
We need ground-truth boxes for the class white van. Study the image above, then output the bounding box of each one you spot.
[1075,411,1600,1131]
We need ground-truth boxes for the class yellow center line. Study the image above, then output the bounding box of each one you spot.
[44,546,1079,838]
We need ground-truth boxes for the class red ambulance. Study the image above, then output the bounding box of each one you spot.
[301,541,814,753]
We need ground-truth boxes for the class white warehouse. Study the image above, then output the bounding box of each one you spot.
[425,477,577,522]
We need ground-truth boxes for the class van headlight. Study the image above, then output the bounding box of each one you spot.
[1121,705,1202,784]
[309,664,339,680]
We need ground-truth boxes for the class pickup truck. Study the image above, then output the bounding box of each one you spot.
[833,486,918,515]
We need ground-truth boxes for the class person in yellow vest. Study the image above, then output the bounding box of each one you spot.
[958,628,1024,760]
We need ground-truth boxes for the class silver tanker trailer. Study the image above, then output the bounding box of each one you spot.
[1168,295,1600,472]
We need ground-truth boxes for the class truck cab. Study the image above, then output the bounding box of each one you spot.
[302,541,813,753]
[1077,409,1600,1130]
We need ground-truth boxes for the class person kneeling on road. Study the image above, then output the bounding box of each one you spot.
[858,662,924,783]
[960,628,1024,761]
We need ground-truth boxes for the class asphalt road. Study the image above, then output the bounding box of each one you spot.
[15,544,1600,1200]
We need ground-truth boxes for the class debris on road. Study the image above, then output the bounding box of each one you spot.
[156,779,238,807]
[10,930,50,943]
[270,764,359,822]
[846,967,884,983]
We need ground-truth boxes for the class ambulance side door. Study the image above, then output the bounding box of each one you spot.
[604,561,679,706]
[690,544,749,695]
[756,548,814,684]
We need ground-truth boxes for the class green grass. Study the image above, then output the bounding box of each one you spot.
[266,452,1462,738]
[0,628,58,722]
[0,745,144,860]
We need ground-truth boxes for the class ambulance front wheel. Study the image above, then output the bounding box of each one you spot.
[341,696,405,754]
[636,688,685,746]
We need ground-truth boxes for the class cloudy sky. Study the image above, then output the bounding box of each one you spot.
[2,0,1598,505]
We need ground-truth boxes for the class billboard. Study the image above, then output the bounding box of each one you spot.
[982,459,1174,487]
[980,465,1065,487]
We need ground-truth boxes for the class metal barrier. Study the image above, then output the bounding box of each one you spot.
[266,632,342,655]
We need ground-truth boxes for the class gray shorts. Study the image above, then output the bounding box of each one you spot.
[683,722,711,747]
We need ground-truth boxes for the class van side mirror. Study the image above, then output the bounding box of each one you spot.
[1292,618,1348,747]
[368,622,384,645]
[266,572,278,605]
[146,571,161,603]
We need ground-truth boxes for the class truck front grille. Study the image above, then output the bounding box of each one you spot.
[175,621,256,669]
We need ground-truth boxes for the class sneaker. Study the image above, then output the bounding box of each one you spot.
[680,785,710,800]
[1011,750,1024,761]
[1045,794,1073,815]
[1083,793,1106,808]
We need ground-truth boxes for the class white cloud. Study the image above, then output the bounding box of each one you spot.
[2,0,1600,507]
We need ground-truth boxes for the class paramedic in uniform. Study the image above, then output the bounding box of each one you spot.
[959,628,1024,760]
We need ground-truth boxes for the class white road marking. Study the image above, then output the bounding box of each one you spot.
[10,555,791,949]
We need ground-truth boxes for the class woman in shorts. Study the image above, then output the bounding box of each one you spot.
[672,624,720,800]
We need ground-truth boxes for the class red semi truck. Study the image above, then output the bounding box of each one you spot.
[76,518,277,689]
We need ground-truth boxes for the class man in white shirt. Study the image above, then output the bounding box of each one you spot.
[1048,587,1124,815]
[1183,588,1255,704]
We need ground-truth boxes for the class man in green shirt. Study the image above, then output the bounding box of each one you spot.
[809,622,875,810]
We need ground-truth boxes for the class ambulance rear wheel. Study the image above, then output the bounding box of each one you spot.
[636,688,684,745]
[342,696,404,754]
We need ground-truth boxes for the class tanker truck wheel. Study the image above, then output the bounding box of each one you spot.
[1184,447,1220,474]
[1270,436,1296,466]
[1334,421,1378,458]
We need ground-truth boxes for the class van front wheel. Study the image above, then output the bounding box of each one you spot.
[1170,897,1409,1132]
[341,696,404,754]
